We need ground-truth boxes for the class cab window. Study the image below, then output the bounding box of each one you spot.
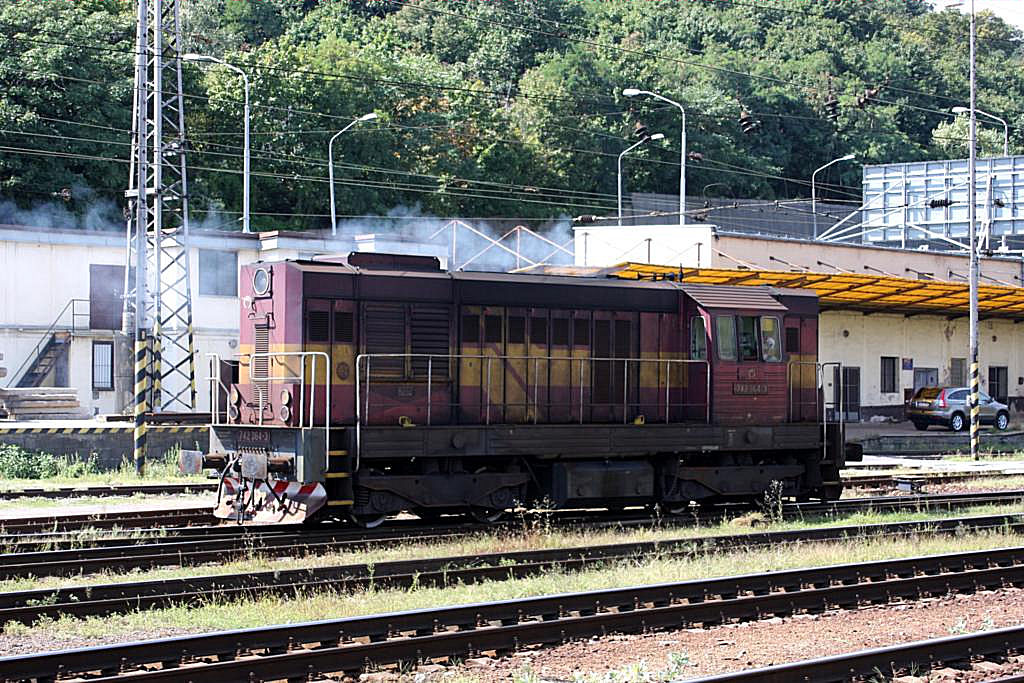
[690,317,707,360]
[715,316,737,361]
[760,316,782,362]
[738,316,759,361]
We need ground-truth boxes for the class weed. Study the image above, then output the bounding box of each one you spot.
[759,480,785,523]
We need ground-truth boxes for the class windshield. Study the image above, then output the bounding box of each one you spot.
[914,387,942,400]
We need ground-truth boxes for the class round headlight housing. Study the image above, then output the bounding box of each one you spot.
[280,389,292,406]
[228,404,240,422]
[279,404,292,423]
[229,386,241,405]
[252,267,272,297]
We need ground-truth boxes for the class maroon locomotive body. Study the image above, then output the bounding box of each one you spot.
[207,253,854,526]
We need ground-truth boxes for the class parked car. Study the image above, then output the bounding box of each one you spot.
[907,387,1010,431]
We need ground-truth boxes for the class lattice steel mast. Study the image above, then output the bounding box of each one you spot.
[123,0,197,471]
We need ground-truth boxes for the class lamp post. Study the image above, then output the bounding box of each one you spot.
[183,54,250,233]
[952,105,1009,157]
[617,133,664,226]
[623,89,686,225]
[967,0,981,460]
[329,112,378,236]
[811,153,855,238]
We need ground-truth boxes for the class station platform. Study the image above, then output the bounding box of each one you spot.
[846,421,1024,456]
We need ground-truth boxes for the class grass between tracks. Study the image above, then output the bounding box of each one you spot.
[1,524,1021,653]
[3,504,1024,595]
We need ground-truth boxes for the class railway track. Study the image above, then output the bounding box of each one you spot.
[4,544,1024,682]
[4,510,1024,623]
[0,482,217,500]
[1,490,1022,579]
[0,507,215,535]
[686,626,1024,682]
[842,470,1017,488]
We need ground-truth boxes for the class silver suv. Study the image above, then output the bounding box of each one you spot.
[907,386,1010,432]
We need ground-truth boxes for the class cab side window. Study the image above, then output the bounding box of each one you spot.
[738,316,759,361]
[760,316,782,362]
[716,316,737,361]
[690,316,707,360]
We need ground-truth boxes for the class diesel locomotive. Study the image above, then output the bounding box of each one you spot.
[202,252,859,526]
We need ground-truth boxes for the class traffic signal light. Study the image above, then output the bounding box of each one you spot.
[633,121,650,139]
[739,111,761,134]
[824,94,839,122]
[856,87,880,109]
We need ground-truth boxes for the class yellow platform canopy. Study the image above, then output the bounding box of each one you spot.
[605,263,1024,320]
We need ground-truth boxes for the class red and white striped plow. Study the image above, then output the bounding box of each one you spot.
[214,478,327,524]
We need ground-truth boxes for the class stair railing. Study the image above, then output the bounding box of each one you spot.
[7,299,90,387]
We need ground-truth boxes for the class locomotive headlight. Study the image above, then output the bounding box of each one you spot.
[280,389,292,406]
[229,386,241,405]
[279,404,292,423]
[252,267,272,297]
[228,404,240,422]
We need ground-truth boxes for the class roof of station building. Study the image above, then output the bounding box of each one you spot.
[604,263,1024,320]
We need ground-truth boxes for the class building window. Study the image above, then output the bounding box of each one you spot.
[198,250,238,297]
[880,356,899,394]
[950,357,966,386]
[989,366,1009,404]
[92,341,114,391]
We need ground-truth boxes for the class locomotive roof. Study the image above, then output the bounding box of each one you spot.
[274,258,816,313]
[284,258,807,295]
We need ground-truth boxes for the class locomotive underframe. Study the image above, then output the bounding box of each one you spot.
[210,420,844,521]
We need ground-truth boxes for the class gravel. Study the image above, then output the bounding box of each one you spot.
[438,587,1024,682]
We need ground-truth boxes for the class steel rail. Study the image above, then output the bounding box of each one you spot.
[5,545,1024,682]
[2,491,1023,578]
[0,508,215,535]
[843,471,1012,488]
[683,626,1024,682]
[0,482,217,500]
[4,512,1023,623]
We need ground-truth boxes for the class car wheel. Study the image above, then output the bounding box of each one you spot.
[911,420,928,431]
[950,413,966,432]
[997,411,1010,431]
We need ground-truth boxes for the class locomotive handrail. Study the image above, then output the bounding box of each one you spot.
[354,353,710,470]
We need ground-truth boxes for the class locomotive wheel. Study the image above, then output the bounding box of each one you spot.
[659,502,691,516]
[468,506,505,524]
[349,512,387,529]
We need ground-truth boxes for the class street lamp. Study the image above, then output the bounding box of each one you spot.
[617,133,665,226]
[329,112,378,236]
[952,105,1009,157]
[623,89,686,226]
[183,54,251,233]
[967,0,981,460]
[811,153,856,238]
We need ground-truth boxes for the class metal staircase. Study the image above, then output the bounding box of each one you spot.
[8,299,89,388]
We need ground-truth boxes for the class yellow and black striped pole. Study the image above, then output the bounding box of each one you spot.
[970,358,980,459]
[134,331,149,475]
